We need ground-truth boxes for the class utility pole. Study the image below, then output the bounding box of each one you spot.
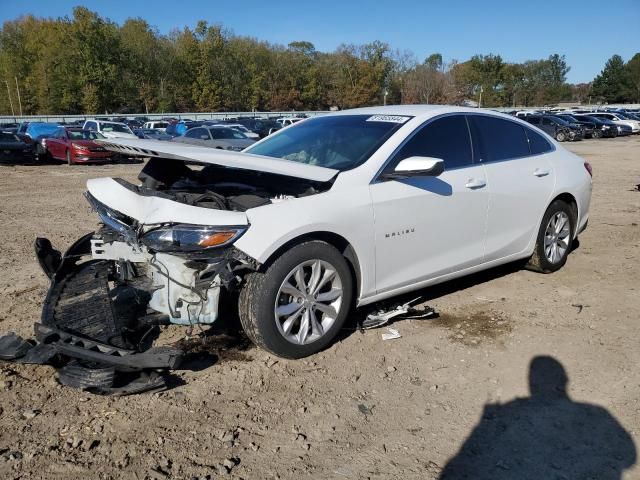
[15,76,22,116]
[4,80,15,116]
[383,89,388,106]
[478,85,483,109]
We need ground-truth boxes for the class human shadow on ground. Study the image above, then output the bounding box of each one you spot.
[439,356,636,480]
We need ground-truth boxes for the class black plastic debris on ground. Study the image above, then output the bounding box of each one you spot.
[0,235,184,396]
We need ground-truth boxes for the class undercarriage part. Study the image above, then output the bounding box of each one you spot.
[0,236,188,395]
[360,297,437,330]
[42,260,131,348]
[35,324,183,371]
[0,332,33,360]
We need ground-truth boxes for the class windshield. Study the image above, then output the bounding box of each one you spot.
[68,130,103,140]
[210,128,248,140]
[101,123,133,134]
[246,115,409,171]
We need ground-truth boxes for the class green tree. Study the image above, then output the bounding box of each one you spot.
[625,53,640,103]
[592,55,631,103]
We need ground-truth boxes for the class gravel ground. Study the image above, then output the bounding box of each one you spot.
[0,136,639,480]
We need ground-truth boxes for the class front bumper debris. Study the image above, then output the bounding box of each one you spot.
[0,234,184,395]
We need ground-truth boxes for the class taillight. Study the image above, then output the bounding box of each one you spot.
[584,162,593,177]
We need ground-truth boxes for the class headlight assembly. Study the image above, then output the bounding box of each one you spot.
[141,224,245,252]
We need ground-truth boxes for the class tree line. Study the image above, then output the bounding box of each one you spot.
[0,7,638,116]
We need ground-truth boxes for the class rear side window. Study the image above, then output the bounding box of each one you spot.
[392,115,473,169]
[468,115,530,162]
[525,128,553,155]
[527,117,541,125]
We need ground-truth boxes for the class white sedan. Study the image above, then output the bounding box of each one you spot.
[48,106,592,358]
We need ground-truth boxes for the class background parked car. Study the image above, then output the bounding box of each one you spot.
[524,115,583,142]
[25,122,62,158]
[234,118,282,138]
[0,131,35,163]
[553,114,596,138]
[276,117,302,127]
[143,121,169,132]
[82,119,138,139]
[134,128,173,141]
[573,115,618,138]
[165,120,203,137]
[172,126,256,150]
[44,127,112,165]
[589,112,640,133]
[217,122,260,139]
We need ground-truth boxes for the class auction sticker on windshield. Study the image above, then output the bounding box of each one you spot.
[366,115,411,123]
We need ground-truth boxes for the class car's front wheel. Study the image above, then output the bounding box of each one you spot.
[238,241,353,358]
[527,200,574,273]
[555,131,567,142]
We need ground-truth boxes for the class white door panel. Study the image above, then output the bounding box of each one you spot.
[483,155,555,261]
[370,165,489,294]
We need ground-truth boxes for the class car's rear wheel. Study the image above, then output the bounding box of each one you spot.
[527,200,574,273]
[238,241,353,358]
[555,131,567,142]
[592,129,602,139]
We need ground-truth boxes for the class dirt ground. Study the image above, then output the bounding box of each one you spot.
[0,136,639,480]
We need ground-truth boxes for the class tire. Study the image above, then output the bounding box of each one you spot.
[526,200,574,273]
[592,129,602,139]
[238,241,353,358]
[66,149,73,165]
[555,131,566,142]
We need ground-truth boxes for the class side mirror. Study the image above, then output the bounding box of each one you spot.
[381,156,445,180]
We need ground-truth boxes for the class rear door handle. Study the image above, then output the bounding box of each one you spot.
[534,168,550,177]
[465,178,486,189]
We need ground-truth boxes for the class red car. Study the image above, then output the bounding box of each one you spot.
[45,127,113,164]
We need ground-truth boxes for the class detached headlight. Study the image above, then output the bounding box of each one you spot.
[141,224,245,252]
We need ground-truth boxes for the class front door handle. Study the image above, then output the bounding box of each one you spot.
[465,178,486,189]
[534,168,551,177]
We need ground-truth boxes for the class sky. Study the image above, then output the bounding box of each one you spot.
[1,0,638,84]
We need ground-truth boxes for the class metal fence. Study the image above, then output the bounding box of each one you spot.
[0,111,331,124]
[2,105,639,124]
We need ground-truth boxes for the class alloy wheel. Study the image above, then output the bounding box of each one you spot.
[274,259,343,345]
[543,211,570,264]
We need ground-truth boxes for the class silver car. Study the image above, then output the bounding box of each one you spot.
[172,126,255,151]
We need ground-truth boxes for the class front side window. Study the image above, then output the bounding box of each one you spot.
[468,115,530,162]
[246,115,407,171]
[527,117,541,125]
[390,115,473,170]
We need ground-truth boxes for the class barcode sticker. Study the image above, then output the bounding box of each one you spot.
[366,115,411,124]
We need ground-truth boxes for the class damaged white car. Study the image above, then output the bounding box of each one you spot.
[36,106,592,359]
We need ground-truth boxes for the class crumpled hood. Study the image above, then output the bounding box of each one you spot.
[87,177,248,227]
[95,138,338,182]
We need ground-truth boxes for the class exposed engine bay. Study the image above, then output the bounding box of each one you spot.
[128,158,332,212]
